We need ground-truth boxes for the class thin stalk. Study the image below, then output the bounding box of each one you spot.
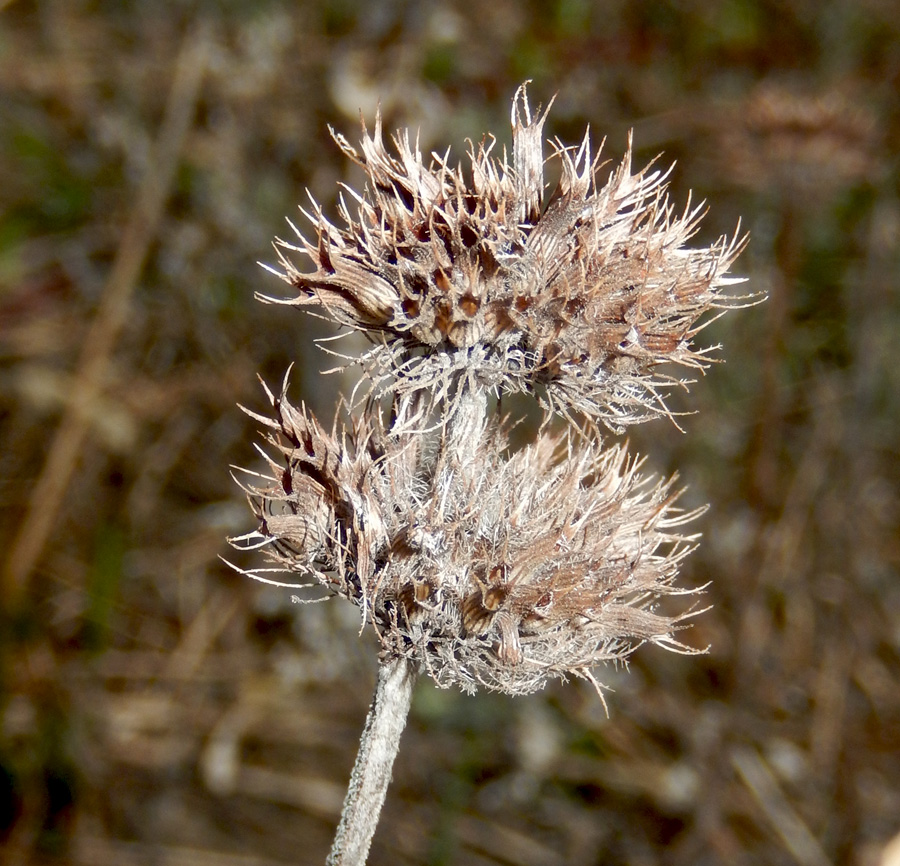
[326,656,417,866]
[327,383,487,864]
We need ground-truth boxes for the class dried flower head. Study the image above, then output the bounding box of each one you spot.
[232,380,705,697]
[234,85,757,862]
[265,84,747,431]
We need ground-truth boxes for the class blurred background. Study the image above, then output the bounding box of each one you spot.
[1,1,899,864]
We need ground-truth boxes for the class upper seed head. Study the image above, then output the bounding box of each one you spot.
[266,84,748,430]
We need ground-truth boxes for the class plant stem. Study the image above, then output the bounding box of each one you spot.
[327,382,486,864]
[326,656,417,866]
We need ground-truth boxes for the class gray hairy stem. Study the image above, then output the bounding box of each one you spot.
[326,656,417,866]
[326,383,487,865]
[444,382,488,464]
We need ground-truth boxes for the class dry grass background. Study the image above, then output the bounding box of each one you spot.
[1,1,899,864]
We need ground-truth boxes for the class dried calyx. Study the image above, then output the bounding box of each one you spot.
[233,379,706,697]
[265,84,748,431]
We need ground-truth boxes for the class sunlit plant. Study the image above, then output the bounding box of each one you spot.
[231,84,751,865]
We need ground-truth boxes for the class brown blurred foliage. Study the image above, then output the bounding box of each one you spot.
[1,1,899,865]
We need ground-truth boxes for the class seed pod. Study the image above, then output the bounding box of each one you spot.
[267,84,750,431]
[233,385,706,697]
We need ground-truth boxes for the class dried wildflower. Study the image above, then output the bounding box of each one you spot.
[265,84,747,430]
[234,85,756,865]
[233,380,704,697]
